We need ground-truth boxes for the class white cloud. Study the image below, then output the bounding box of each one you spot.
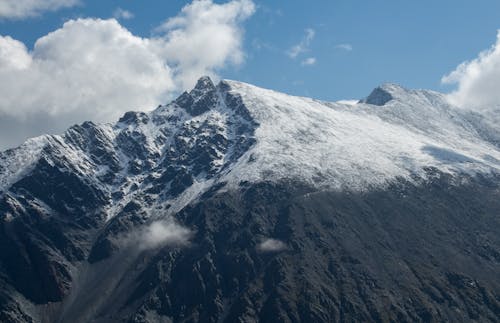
[252,38,275,52]
[0,0,255,149]
[336,43,353,51]
[113,7,134,20]
[301,57,316,66]
[442,31,500,108]
[155,0,255,89]
[0,36,31,69]
[141,220,193,249]
[0,18,174,134]
[287,28,315,58]
[0,0,79,19]
[257,238,287,252]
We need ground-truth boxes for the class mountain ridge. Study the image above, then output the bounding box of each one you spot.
[0,77,499,322]
[2,76,500,197]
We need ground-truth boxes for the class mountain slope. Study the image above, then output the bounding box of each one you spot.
[0,77,499,322]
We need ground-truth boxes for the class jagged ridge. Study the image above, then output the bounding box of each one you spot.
[0,77,499,322]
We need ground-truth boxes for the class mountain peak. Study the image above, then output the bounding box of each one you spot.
[362,83,409,106]
[192,75,216,94]
[174,76,218,116]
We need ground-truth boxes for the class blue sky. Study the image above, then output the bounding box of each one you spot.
[2,0,500,100]
[1,0,500,149]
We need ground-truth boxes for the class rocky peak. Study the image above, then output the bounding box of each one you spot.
[175,76,219,116]
[118,111,150,125]
[191,75,216,95]
[361,83,408,106]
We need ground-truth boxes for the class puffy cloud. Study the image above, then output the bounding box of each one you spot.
[287,28,315,58]
[155,0,255,89]
[141,220,193,249]
[442,31,500,108]
[301,57,316,66]
[0,0,79,19]
[0,0,255,149]
[0,36,31,69]
[257,238,287,252]
[0,18,174,138]
[113,8,134,20]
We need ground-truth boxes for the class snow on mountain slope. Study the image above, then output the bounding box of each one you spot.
[0,135,51,191]
[1,77,499,203]
[220,80,500,189]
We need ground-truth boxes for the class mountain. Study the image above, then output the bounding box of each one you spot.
[0,77,499,322]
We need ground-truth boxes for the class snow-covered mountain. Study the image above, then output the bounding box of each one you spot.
[0,77,499,322]
[2,77,500,204]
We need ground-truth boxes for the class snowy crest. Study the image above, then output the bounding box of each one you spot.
[1,76,500,218]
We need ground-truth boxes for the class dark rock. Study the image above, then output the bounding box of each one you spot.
[362,86,394,106]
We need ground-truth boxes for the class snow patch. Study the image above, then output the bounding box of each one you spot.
[336,99,359,106]
[0,135,50,191]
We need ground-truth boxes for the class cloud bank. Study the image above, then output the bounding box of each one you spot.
[442,31,500,108]
[0,0,79,19]
[0,0,255,149]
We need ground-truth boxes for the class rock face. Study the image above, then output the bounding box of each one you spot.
[361,84,395,106]
[0,77,499,322]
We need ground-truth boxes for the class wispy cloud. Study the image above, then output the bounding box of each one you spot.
[252,38,276,51]
[301,57,316,66]
[113,7,134,20]
[287,28,315,58]
[258,4,282,25]
[0,0,79,19]
[336,43,353,51]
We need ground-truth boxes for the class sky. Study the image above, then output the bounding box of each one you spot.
[1,0,500,149]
